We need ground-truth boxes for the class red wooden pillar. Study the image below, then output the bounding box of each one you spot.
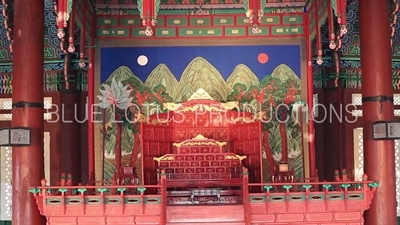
[88,41,95,183]
[359,1,397,224]
[12,0,45,224]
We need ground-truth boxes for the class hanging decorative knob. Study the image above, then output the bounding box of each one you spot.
[138,0,160,37]
[316,50,323,65]
[340,25,348,35]
[151,19,157,26]
[329,41,336,50]
[67,37,75,53]
[57,29,65,39]
[329,33,336,49]
[252,24,260,34]
[79,52,85,68]
[248,9,254,24]
[79,61,86,68]
[145,26,153,36]
[244,0,265,34]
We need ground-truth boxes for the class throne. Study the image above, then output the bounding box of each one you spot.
[271,161,294,184]
[153,134,246,188]
[116,166,139,185]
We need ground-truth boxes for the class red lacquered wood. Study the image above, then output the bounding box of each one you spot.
[304,4,316,179]
[306,13,316,178]
[32,172,377,224]
[242,169,251,225]
[166,205,245,223]
[115,117,122,173]
[142,97,263,186]
[246,177,376,224]
[160,172,167,225]
[12,0,45,224]
[88,41,95,183]
[153,136,246,188]
[359,0,398,224]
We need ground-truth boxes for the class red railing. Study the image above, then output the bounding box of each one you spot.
[31,174,168,225]
[241,172,378,225]
[31,169,377,225]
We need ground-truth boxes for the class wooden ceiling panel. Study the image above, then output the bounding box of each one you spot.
[95,0,307,8]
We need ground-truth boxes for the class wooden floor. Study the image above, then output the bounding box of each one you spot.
[166,204,245,224]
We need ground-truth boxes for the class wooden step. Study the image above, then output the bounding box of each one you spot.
[166,205,245,223]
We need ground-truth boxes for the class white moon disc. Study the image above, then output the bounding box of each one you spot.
[137,55,148,66]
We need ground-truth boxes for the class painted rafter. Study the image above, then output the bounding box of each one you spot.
[390,0,400,48]
[1,0,13,53]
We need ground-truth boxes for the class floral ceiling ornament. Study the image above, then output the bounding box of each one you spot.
[137,0,160,36]
[97,79,134,111]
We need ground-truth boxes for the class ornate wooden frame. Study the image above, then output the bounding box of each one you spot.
[94,38,309,182]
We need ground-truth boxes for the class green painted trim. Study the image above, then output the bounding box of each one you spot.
[312,56,400,62]
[43,196,162,205]
[0,221,12,225]
[328,193,345,200]
[346,193,364,200]
[85,198,102,204]
[98,8,302,15]
[0,59,88,66]
[249,192,365,203]
[105,198,122,204]
[124,197,141,204]
[309,194,325,200]
[66,198,83,204]
[46,198,62,205]
[159,9,246,15]
[249,195,266,202]
[288,194,306,201]
[269,195,286,202]
[341,57,361,60]
[145,197,161,204]
[312,56,331,60]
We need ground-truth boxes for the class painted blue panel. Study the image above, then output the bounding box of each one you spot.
[100,45,301,83]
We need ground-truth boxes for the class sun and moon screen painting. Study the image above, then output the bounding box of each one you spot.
[100,45,304,182]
